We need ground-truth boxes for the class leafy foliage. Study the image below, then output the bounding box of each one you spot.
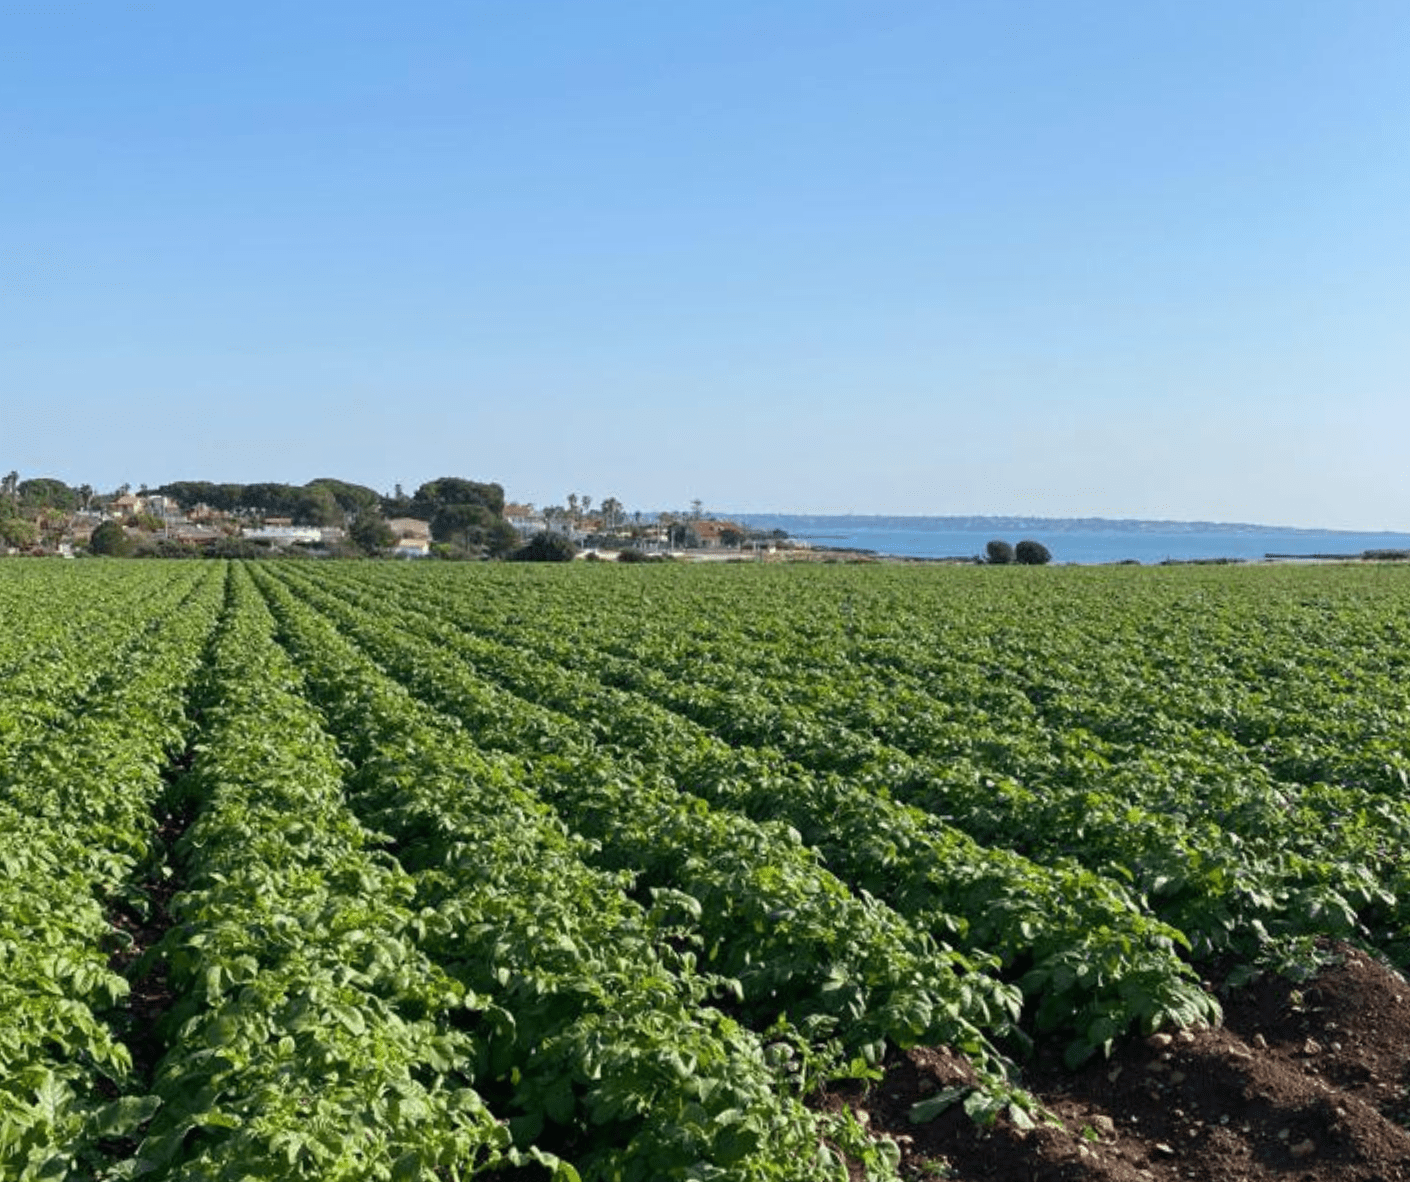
[0,562,222,1178]
[511,532,578,562]
[88,520,133,557]
[253,565,883,1180]
[12,559,1410,1178]
[136,568,526,1180]
[408,477,505,520]
[349,510,396,555]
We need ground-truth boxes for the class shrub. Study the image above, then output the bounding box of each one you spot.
[89,520,134,557]
[985,539,1015,565]
[0,516,38,549]
[1015,539,1052,565]
[511,532,578,562]
[208,537,262,559]
[135,536,200,559]
[349,511,395,555]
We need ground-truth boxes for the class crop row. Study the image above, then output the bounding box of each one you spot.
[294,562,1218,1065]
[10,557,1410,1179]
[1,564,224,1180]
[127,565,528,1180]
[252,565,902,1180]
[356,562,1410,973]
[263,565,1039,1075]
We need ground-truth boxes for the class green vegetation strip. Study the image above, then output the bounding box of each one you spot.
[138,565,527,1180]
[267,565,1033,1089]
[11,558,1410,1178]
[0,563,223,1181]
[317,561,1217,1065]
[254,565,904,1181]
[371,562,1410,972]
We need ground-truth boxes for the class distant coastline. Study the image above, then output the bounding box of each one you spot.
[729,513,1398,537]
[726,513,1410,565]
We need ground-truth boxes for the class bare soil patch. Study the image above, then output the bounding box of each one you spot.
[823,944,1410,1180]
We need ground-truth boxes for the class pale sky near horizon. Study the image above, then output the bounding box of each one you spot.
[3,2,1407,529]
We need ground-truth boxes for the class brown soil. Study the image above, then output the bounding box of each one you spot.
[824,944,1410,1180]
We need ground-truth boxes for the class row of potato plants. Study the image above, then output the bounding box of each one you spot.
[403,562,1410,973]
[251,565,907,1180]
[313,563,1219,1065]
[265,568,1035,1088]
[128,565,535,1180]
[0,564,225,1180]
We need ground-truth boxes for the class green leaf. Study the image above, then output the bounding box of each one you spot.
[90,1094,161,1136]
[908,1086,969,1123]
[392,1150,424,1181]
[332,1003,367,1036]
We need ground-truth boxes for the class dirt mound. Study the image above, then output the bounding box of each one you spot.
[828,945,1410,1180]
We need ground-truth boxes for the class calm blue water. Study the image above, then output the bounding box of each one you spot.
[732,515,1410,565]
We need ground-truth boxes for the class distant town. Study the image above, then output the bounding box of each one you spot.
[0,472,800,561]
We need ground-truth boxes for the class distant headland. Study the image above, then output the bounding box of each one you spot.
[729,513,1387,537]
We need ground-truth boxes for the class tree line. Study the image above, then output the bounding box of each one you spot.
[2,472,527,558]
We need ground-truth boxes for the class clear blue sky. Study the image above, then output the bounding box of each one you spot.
[4,2,1407,528]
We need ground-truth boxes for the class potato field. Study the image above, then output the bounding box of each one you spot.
[6,559,1410,1181]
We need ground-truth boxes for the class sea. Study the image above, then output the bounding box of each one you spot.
[729,514,1410,566]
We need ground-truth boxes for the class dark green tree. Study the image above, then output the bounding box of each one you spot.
[237,483,300,517]
[208,537,261,559]
[482,518,520,558]
[511,531,578,562]
[985,539,1015,565]
[381,483,413,517]
[430,502,496,544]
[288,484,342,526]
[17,478,80,511]
[155,481,220,508]
[307,478,381,518]
[598,496,624,530]
[349,511,396,555]
[410,478,505,520]
[668,522,701,548]
[89,520,134,556]
[1015,539,1052,565]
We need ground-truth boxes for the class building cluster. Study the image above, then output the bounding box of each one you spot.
[4,492,441,558]
[4,478,789,560]
[502,503,771,558]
